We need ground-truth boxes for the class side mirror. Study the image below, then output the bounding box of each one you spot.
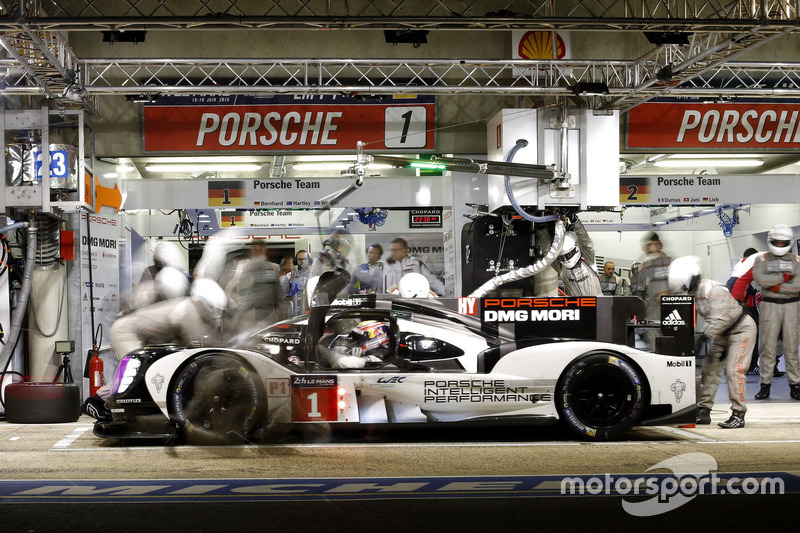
[398,334,462,361]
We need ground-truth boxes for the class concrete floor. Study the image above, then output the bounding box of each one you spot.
[1,366,799,532]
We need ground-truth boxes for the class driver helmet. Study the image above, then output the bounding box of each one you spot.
[558,232,581,269]
[768,224,794,256]
[630,260,642,275]
[347,320,389,352]
[154,266,190,300]
[667,255,702,294]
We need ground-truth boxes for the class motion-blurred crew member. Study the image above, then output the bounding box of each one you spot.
[669,256,756,429]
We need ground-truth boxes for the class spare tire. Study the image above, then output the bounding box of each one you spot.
[4,382,81,423]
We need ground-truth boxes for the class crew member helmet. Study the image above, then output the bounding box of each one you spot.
[558,232,581,269]
[767,224,794,256]
[398,272,431,298]
[154,266,190,300]
[668,255,702,294]
[190,278,227,322]
[153,241,183,268]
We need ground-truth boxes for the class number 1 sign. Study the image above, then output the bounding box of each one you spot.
[291,375,339,422]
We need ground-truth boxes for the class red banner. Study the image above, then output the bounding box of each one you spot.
[627,102,800,150]
[143,96,435,152]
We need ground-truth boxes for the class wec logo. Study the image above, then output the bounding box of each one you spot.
[377,377,405,384]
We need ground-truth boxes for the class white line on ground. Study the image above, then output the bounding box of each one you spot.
[51,426,92,450]
[656,426,718,442]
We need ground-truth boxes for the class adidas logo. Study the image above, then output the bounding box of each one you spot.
[662,309,686,326]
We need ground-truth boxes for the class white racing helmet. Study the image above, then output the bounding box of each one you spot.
[153,241,183,268]
[190,278,227,324]
[154,266,190,300]
[767,224,794,256]
[558,232,581,269]
[397,272,431,298]
[668,255,702,294]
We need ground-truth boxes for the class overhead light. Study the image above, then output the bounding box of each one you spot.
[654,159,763,168]
[102,30,147,44]
[384,29,429,47]
[116,165,135,173]
[644,32,691,45]
[410,161,447,170]
[126,94,159,103]
[148,156,258,163]
[570,82,610,96]
[145,163,263,173]
[292,162,393,171]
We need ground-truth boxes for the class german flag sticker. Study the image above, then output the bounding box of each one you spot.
[208,181,245,206]
[221,210,245,227]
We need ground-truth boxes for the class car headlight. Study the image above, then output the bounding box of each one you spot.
[111,355,142,396]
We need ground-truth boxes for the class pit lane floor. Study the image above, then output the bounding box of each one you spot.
[1,374,799,532]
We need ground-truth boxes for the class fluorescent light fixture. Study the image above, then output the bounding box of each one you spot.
[653,159,763,168]
[292,162,393,171]
[410,161,447,170]
[148,156,261,163]
[116,165,135,173]
[145,163,263,173]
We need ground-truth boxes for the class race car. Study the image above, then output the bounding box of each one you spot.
[94,270,697,444]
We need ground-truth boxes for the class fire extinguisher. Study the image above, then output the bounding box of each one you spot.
[89,350,104,397]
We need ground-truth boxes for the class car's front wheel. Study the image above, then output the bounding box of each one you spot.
[170,353,266,445]
[556,352,646,441]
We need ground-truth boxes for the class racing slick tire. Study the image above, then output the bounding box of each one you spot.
[4,382,81,423]
[556,352,646,441]
[169,353,267,445]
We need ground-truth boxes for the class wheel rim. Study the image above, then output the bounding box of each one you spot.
[571,366,635,428]
[180,359,256,435]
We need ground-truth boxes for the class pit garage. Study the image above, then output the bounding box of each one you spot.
[2,2,800,529]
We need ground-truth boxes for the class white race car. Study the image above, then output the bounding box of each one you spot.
[94,271,696,443]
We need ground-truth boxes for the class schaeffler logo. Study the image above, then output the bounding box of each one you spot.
[560,453,784,516]
[662,310,686,326]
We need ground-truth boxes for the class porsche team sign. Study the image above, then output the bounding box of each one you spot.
[627,102,800,150]
[143,95,435,152]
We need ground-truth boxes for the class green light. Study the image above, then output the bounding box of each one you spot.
[410,161,447,170]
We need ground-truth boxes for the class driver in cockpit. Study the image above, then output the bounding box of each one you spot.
[320,320,391,369]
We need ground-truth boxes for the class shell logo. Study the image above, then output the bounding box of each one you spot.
[517,31,566,60]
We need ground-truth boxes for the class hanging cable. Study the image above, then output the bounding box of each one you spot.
[503,140,559,223]
[0,224,36,375]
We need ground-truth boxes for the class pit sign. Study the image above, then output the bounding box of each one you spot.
[143,95,435,152]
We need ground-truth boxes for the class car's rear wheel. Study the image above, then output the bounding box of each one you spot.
[556,352,646,441]
[170,353,266,445]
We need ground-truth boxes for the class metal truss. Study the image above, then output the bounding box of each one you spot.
[2,0,800,112]
[6,57,800,108]
[1,1,799,32]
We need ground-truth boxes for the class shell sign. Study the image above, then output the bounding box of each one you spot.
[513,30,571,60]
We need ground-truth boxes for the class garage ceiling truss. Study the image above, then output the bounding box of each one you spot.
[3,1,800,111]
[1,1,799,32]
